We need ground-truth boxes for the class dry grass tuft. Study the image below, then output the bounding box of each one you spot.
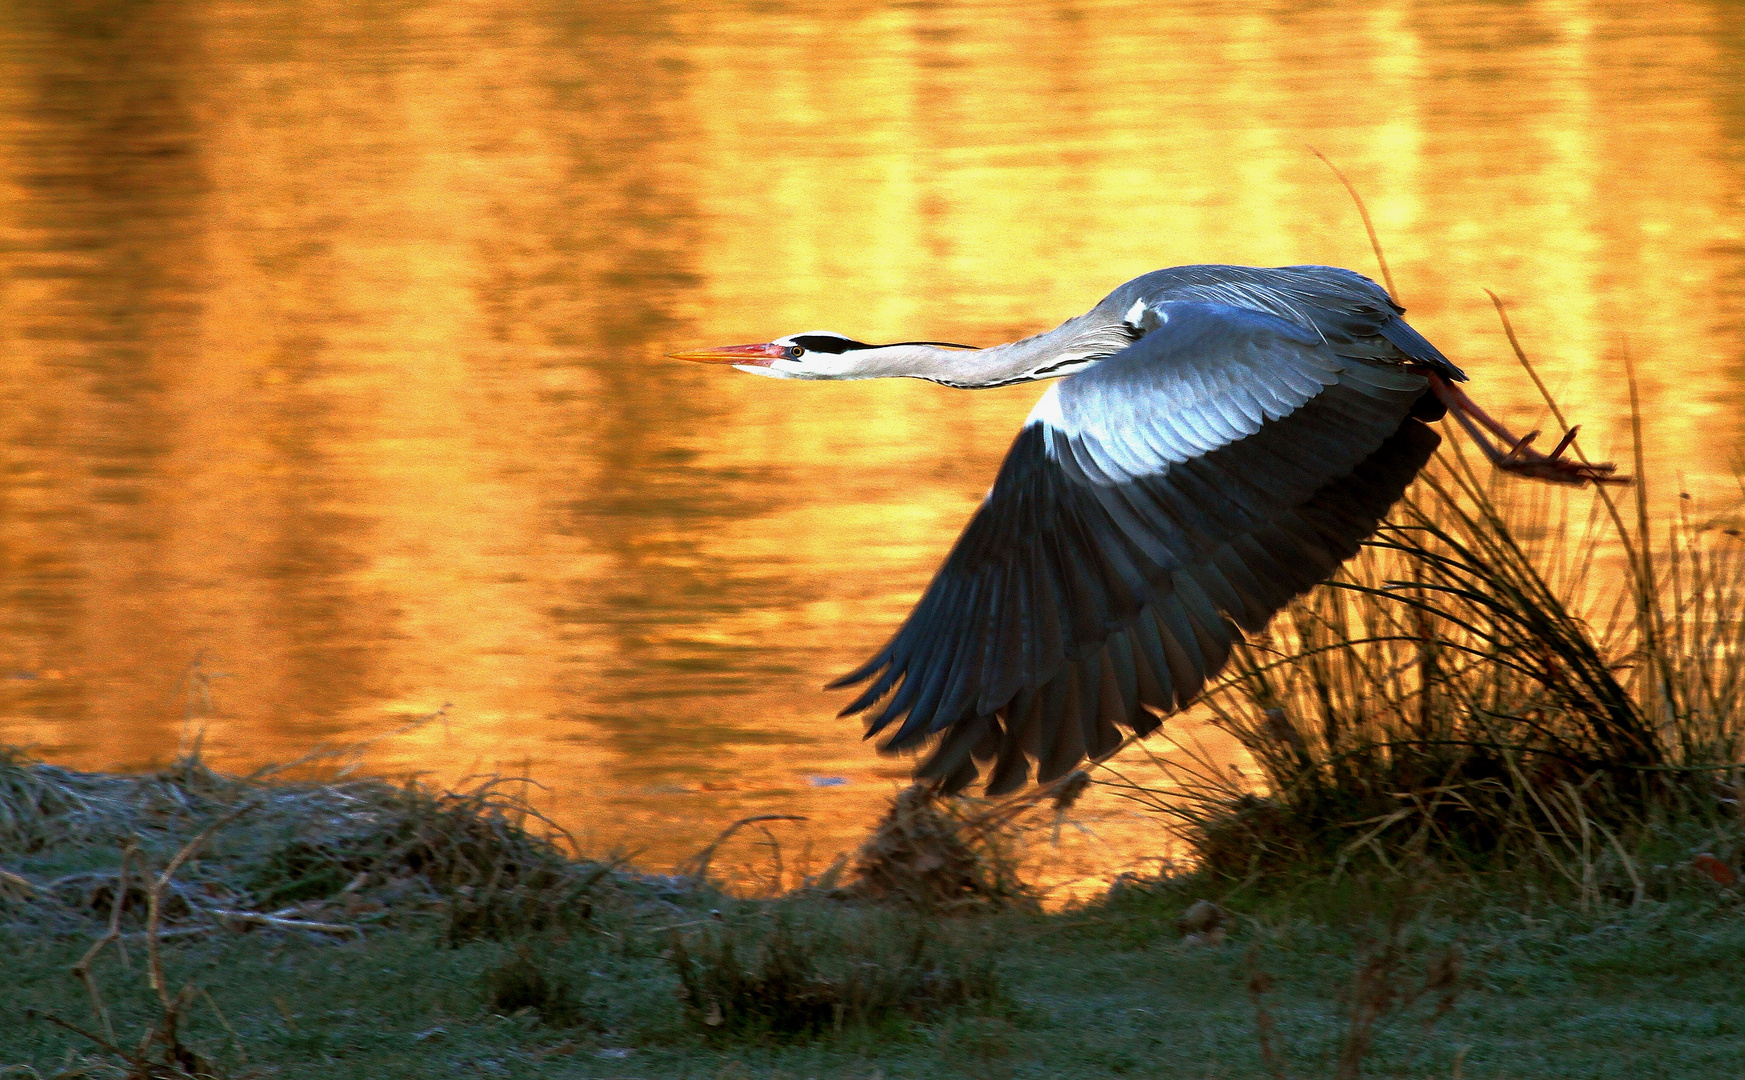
[481,944,584,1028]
[936,1015,1024,1080]
[836,785,1035,913]
[0,748,104,854]
[0,750,622,939]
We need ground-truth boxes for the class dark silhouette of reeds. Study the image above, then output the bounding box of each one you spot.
[1102,365,1745,897]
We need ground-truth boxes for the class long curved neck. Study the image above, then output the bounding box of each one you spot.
[853,309,1132,388]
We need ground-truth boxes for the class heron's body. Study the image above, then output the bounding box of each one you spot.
[674,264,1609,794]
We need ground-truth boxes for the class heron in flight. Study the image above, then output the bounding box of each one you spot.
[672,264,1615,795]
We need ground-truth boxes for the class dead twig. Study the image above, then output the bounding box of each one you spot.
[47,800,267,1077]
[70,839,137,1046]
[29,1009,129,1061]
[147,799,262,1007]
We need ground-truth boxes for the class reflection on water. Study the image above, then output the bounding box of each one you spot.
[1,0,1742,890]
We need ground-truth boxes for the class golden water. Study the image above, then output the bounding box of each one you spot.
[1,0,1741,893]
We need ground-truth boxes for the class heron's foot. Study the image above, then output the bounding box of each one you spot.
[1493,430,1624,485]
[1427,374,1630,487]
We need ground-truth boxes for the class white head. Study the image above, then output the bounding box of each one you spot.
[669,331,980,381]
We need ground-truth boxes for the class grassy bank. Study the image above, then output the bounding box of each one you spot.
[2,746,1743,1079]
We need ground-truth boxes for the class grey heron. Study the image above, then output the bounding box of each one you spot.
[673,264,1616,795]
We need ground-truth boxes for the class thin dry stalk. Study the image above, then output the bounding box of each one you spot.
[1335,943,1400,1080]
[1331,896,1462,1080]
[207,908,362,938]
[1244,947,1291,1080]
[1309,146,1398,304]
[748,823,786,897]
[201,988,246,1065]
[680,815,808,888]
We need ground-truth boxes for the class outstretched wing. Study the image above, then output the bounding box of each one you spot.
[831,300,1441,794]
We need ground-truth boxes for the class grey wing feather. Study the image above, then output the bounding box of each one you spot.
[832,289,1442,795]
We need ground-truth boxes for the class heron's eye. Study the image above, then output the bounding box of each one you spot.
[784,346,804,359]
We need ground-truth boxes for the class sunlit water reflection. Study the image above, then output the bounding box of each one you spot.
[1,0,1741,897]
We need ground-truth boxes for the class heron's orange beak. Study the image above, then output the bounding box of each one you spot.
[667,342,786,367]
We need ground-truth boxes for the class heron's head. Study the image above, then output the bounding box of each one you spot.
[669,331,977,380]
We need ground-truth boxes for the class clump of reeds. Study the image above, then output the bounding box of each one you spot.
[1104,368,1745,899]
[668,903,1005,1041]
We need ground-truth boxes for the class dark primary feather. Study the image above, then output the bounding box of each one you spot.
[832,266,1449,794]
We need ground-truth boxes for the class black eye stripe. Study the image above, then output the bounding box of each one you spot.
[787,335,979,355]
[789,334,870,354]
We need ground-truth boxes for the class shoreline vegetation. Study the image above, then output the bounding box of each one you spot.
[7,401,1745,1077]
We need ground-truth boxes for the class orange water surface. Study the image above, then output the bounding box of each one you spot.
[1,0,1742,895]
